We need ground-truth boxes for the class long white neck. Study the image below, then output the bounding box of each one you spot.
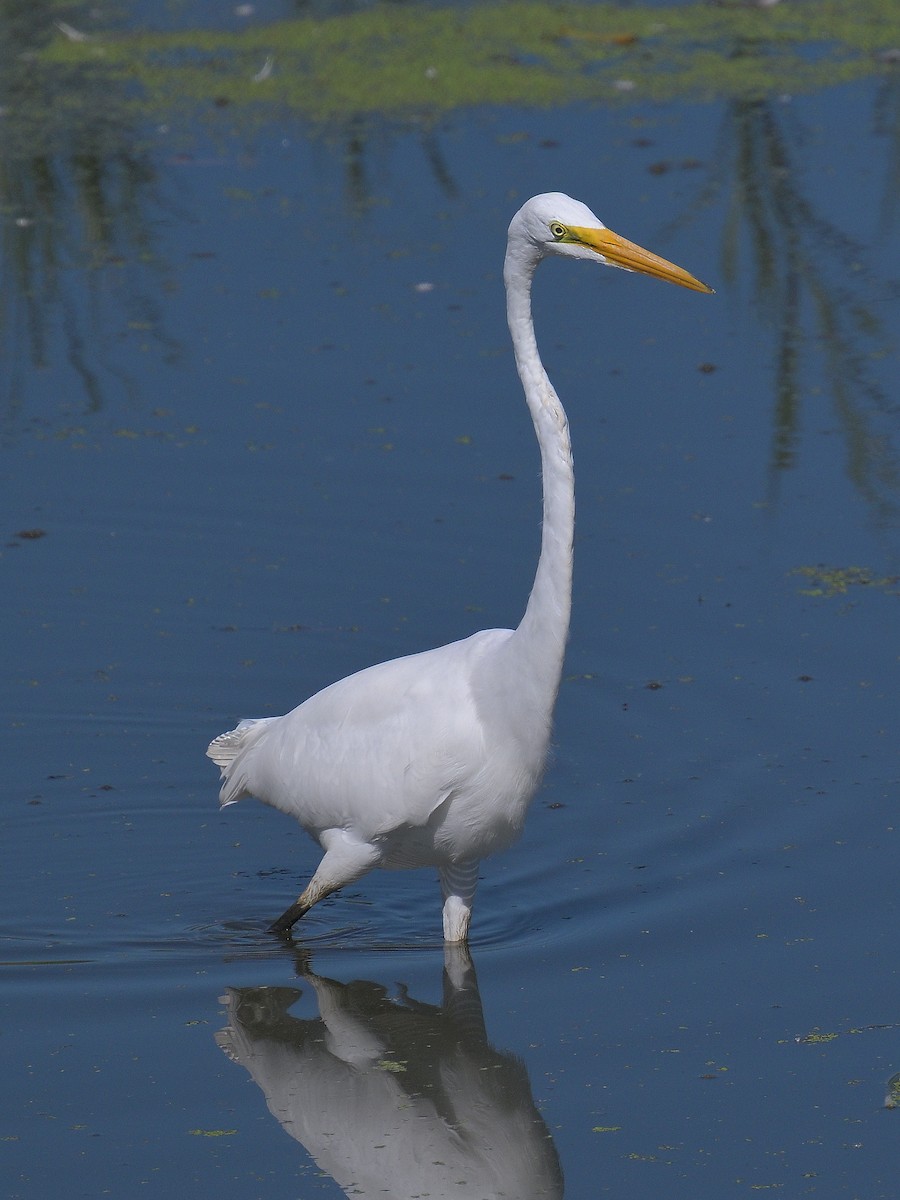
[503,245,574,710]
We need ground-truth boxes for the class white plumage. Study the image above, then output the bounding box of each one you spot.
[208,193,712,941]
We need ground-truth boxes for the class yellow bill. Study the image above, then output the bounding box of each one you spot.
[570,225,714,294]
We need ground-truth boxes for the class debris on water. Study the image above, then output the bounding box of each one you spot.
[55,20,88,42]
[253,56,274,83]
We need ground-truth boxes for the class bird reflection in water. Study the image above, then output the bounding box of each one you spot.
[216,946,563,1198]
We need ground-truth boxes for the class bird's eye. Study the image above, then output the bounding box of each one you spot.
[549,222,567,240]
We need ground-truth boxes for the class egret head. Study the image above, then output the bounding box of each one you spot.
[509,192,713,293]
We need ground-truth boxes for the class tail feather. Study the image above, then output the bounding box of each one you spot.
[207,718,273,807]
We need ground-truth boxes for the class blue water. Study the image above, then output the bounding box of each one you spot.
[3,8,900,1196]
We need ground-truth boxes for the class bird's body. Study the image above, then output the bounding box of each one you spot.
[209,193,711,941]
[212,628,546,867]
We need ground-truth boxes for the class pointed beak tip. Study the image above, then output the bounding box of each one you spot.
[577,225,713,295]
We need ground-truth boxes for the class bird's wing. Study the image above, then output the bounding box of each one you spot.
[213,629,513,839]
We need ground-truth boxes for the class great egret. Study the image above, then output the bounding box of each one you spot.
[208,192,712,942]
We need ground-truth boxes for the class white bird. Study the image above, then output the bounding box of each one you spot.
[208,192,712,942]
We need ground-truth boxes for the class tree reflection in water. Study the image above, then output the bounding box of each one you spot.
[0,2,179,428]
[666,87,900,525]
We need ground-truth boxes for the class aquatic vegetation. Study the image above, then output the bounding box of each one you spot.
[33,2,900,129]
[792,565,899,598]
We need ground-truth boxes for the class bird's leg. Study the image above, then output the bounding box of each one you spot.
[268,883,320,935]
[269,834,383,936]
[438,860,480,943]
[267,878,338,931]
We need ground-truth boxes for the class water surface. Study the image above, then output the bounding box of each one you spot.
[3,5,900,1197]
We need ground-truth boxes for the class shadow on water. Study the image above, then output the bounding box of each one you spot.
[0,3,180,430]
[873,64,900,234]
[216,944,564,1199]
[5,5,897,524]
[664,83,900,527]
[336,114,461,217]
